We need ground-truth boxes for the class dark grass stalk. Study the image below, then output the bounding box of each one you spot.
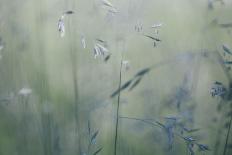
[213,101,224,155]
[223,114,232,155]
[114,59,123,155]
[213,120,223,155]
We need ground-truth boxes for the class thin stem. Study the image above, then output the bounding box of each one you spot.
[119,116,163,129]
[114,60,123,155]
[213,100,224,155]
[223,114,232,155]
[121,115,209,153]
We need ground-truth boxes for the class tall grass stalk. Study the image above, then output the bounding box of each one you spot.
[213,111,223,155]
[114,59,123,155]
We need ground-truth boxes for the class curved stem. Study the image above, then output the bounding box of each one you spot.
[119,116,164,129]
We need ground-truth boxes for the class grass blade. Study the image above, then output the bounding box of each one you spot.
[93,147,103,155]
[110,79,133,98]
[129,77,142,91]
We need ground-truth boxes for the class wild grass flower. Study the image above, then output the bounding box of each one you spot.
[151,22,163,34]
[151,22,163,28]
[18,87,32,97]
[81,35,86,49]
[135,21,143,33]
[122,60,130,70]
[58,19,65,37]
[93,42,109,59]
[57,10,74,37]
[210,81,227,98]
[120,115,210,153]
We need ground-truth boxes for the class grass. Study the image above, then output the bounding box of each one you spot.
[1,0,232,155]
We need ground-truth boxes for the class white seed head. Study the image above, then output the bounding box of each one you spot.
[18,87,32,97]
[94,45,100,59]
[58,19,65,37]
[81,36,86,49]
[101,0,113,8]
[122,60,130,70]
[151,23,163,28]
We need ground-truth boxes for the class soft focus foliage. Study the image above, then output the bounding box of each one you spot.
[0,0,232,155]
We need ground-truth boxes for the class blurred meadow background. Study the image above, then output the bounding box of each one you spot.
[0,0,232,155]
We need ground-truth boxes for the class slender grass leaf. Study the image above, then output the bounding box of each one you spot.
[96,38,105,43]
[93,147,102,155]
[215,81,223,85]
[129,77,142,91]
[65,10,74,14]
[91,131,99,144]
[135,68,151,77]
[219,23,232,28]
[104,54,111,62]
[143,35,161,42]
[183,127,200,133]
[155,121,166,129]
[110,79,133,98]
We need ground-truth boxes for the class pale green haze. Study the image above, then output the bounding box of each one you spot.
[0,0,232,155]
